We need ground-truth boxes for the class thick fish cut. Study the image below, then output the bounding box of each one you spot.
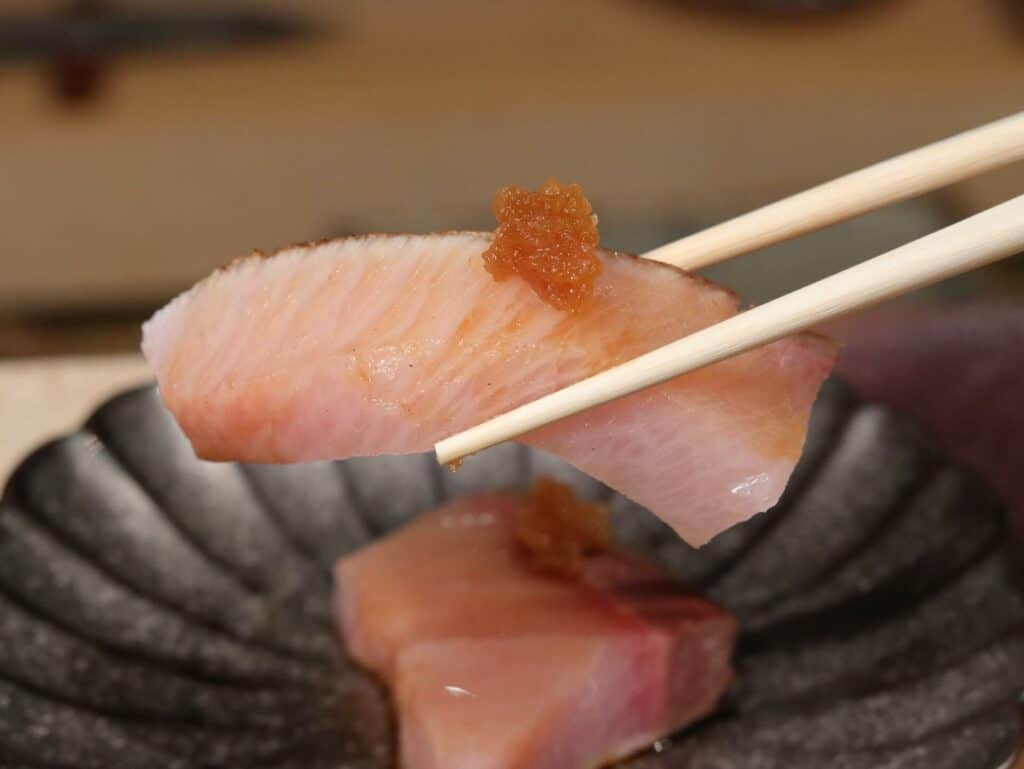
[334,493,738,769]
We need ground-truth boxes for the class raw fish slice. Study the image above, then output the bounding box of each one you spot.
[396,633,728,769]
[143,233,835,544]
[334,493,738,769]
[337,495,650,676]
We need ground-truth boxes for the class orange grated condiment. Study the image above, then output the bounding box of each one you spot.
[483,178,602,312]
[515,476,612,577]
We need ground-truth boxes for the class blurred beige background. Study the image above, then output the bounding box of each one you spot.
[1,0,1022,353]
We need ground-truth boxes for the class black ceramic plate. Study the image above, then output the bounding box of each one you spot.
[0,379,1021,769]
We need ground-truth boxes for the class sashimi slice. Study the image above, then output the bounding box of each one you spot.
[396,634,725,769]
[142,232,835,544]
[334,492,738,769]
[336,493,688,677]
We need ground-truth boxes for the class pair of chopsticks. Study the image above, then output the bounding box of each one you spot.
[436,111,1024,464]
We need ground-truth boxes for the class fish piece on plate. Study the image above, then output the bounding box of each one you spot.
[142,228,834,545]
[334,488,738,769]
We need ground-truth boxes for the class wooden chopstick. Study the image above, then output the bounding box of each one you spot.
[436,194,1024,464]
[642,111,1024,272]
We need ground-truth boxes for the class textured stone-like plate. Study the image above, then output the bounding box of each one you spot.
[0,379,1020,769]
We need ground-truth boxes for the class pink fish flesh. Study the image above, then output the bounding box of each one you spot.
[334,493,738,769]
[142,233,836,544]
